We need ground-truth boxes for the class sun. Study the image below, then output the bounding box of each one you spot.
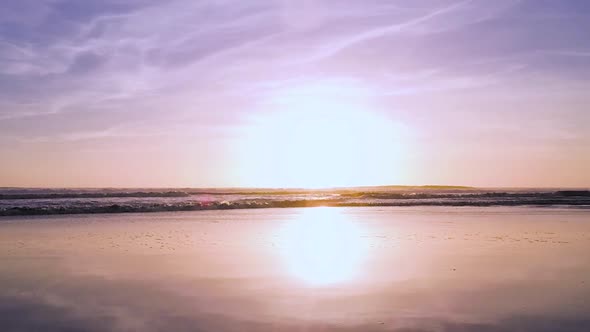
[233,80,407,188]
[276,208,369,286]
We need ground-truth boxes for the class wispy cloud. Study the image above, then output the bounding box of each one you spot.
[0,0,588,148]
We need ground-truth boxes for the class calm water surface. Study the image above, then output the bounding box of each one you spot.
[1,207,589,331]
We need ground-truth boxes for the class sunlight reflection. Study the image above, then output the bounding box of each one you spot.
[277,208,368,286]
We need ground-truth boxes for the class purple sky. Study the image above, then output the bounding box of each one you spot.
[0,0,589,187]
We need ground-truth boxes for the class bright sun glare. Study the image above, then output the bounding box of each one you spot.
[234,80,406,188]
[277,208,368,286]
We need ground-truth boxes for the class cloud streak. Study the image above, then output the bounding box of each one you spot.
[0,0,589,186]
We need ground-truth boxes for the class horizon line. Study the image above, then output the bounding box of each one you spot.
[1,185,589,191]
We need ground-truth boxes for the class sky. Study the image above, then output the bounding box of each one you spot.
[0,0,589,188]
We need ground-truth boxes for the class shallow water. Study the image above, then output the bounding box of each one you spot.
[1,207,589,331]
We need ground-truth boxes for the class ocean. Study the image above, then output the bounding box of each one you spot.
[1,187,589,216]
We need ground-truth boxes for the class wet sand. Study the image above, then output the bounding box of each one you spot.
[1,207,589,331]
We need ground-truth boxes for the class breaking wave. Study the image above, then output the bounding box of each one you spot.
[0,188,588,216]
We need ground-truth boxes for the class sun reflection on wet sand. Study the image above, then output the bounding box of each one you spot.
[276,208,369,286]
[2,208,590,331]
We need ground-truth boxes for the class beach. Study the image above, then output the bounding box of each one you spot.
[1,206,589,331]
[2,0,589,330]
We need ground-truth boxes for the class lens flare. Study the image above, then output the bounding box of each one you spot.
[233,80,407,188]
